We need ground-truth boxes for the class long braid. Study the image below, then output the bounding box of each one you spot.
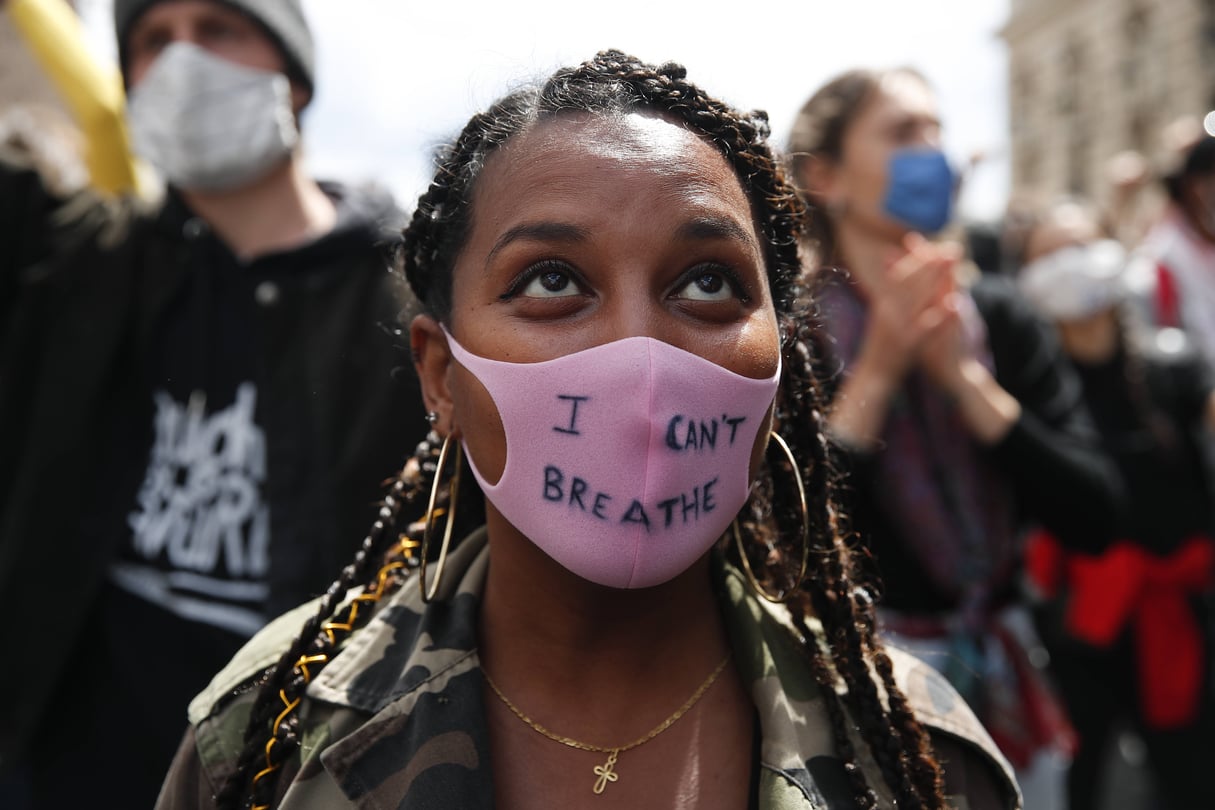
[807,518,930,807]
[872,648,948,802]
[229,49,948,809]
[741,284,946,806]
[218,435,442,809]
[789,607,880,809]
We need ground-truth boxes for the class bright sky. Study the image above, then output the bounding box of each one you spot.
[78,0,1012,221]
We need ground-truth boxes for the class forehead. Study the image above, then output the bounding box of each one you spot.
[1025,205,1100,262]
[126,0,260,37]
[860,73,939,126]
[470,112,756,228]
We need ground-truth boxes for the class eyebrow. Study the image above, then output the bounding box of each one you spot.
[676,216,756,247]
[890,112,943,133]
[483,215,756,266]
[486,222,591,264]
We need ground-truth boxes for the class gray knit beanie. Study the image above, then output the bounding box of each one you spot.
[113,0,315,95]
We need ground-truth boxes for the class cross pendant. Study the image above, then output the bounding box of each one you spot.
[592,750,620,794]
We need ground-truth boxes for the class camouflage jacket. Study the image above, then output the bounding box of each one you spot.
[157,530,1021,809]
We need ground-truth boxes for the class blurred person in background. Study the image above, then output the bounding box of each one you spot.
[1018,199,1215,810]
[1099,149,1160,252]
[786,66,1119,775]
[1133,128,1215,368]
[0,0,426,806]
[1,3,140,805]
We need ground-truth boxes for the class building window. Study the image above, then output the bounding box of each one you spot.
[1058,37,1085,116]
[1016,139,1040,189]
[1012,68,1034,134]
[1129,108,1152,154]
[1067,127,1089,196]
[1122,5,1151,90]
[1125,5,1149,42]
[1203,0,1215,98]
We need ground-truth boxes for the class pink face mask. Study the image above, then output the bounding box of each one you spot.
[442,327,780,589]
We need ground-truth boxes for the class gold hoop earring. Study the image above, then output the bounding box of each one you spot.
[734,431,810,603]
[420,432,463,603]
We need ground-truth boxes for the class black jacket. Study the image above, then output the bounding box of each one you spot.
[823,274,1122,614]
[0,162,428,764]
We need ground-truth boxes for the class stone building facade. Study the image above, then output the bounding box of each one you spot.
[1002,0,1215,208]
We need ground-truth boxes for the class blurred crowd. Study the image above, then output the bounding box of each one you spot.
[1,1,1213,809]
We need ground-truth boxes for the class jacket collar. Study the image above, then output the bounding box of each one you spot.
[309,527,489,712]
[306,532,876,809]
[151,181,401,272]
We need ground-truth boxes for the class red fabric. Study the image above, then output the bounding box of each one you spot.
[1062,537,1215,729]
[1155,262,1181,328]
[984,623,1078,766]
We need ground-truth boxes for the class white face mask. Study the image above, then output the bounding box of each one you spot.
[126,42,299,192]
[1018,239,1128,321]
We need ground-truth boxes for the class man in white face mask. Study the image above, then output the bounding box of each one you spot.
[0,2,427,807]
[118,0,334,254]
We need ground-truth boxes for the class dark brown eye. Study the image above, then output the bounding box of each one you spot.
[537,271,571,293]
[674,266,739,302]
[693,274,725,295]
[517,263,580,298]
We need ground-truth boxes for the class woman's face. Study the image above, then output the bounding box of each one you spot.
[1019,206,1120,343]
[816,73,942,241]
[413,112,780,483]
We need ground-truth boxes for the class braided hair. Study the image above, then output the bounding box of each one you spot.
[220,50,946,809]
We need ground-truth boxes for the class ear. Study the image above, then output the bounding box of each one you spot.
[798,153,844,209]
[410,315,457,437]
[290,81,311,117]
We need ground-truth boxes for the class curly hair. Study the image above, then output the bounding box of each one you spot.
[219,49,947,810]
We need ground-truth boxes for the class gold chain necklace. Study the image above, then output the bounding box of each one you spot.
[483,653,732,795]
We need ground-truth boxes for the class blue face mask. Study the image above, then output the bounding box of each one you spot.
[882,148,956,234]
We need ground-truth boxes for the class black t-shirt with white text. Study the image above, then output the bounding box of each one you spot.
[37,214,271,798]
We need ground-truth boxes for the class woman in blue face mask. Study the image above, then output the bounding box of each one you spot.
[787,68,1122,780]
